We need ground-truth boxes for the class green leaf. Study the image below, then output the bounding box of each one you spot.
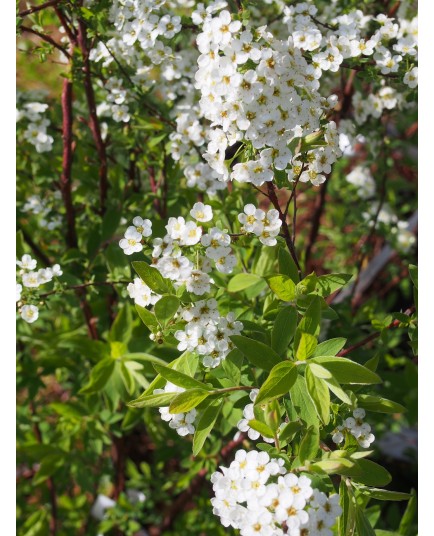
[311,357,382,384]
[356,394,405,414]
[359,488,411,501]
[101,207,121,242]
[297,295,322,335]
[271,306,297,355]
[408,264,417,289]
[154,295,180,327]
[278,246,300,283]
[228,273,263,292]
[248,419,275,439]
[122,353,167,366]
[230,335,282,371]
[295,332,318,360]
[338,477,355,536]
[355,505,376,536]
[306,365,330,424]
[255,361,298,406]
[253,246,277,276]
[316,273,352,297]
[193,401,223,456]
[313,338,347,357]
[132,261,171,294]
[288,375,319,427]
[398,489,416,535]
[222,349,244,385]
[169,388,210,413]
[128,391,177,408]
[310,458,356,474]
[33,454,65,485]
[299,425,319,463]
[278,421,303,443]
[266,274,296,301]
[135,304,159,332]
[79,358,115,394]
[153,364,210,391]
[347,459,392,487]
[108,303,132,344]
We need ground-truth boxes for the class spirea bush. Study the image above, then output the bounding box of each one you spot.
[16,0,418,535]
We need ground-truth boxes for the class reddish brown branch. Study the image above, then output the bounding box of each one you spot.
[77,19,109,214]
[19,226,52,266]
[266,182,302,277]
[305,180,328,272]
[59,77,78,248]
[337,307,414,357]
[20,25,71,58]
[19,0,62,17]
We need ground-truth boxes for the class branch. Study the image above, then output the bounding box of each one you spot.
[19,225,52,266]
[266,182,302,278]
[18,0,62,17]
[59,76,78,248]
[20,25,71,58]
[336,307,414,357]
[39,280,130,298]
[305,179,328,272]
[77,19,109,214]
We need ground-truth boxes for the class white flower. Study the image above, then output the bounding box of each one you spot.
[132,216,152,237]
[180,221,202,246]
[21,304,39,323]
[190,202,213,222]
[22,271,40,288]
[127,278,160,307]
[186,269,212,295]
[51,264,63,277]
[17,254,37,271]
[119,227,143,255]
[16,283,22,302]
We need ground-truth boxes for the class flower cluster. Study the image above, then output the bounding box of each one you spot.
[211,449,341,535]
[175,298,243,368]
[238,204,282,246]
[127,278,160,308]
[17,102,54,153]
[119,216,153,255]
[97,76,132,123]
[154,381,197,437]
[332,408,375,448]
[237,389,274,444]
[194,8,343,188]
[22,193,62,230]
[16,254,63,323]
[121,204,241,297]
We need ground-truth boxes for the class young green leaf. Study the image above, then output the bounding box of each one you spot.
[128,391,177,408]
[288,375,320,427]
[295,332,318,360]
[311,357,382,384]
[79,358,115,394]
[271,306,297,355]
[266,274,296,301]
[313,338,347,357]
[230,335,282,371]
[132,261,171,294]
[153,364,211,391]
[254,361,298,406]
[355,504,376,536]
[108,303,132,344]
[248,419,275,439]
[316,273,352,297]
[356,394,405,414]
[398,489,416,536]
[228,273,263,292]
[278,246,300,283]
[169,388,210,413]
[193,401,223,456]
[278,421,303,443]
[306,365,330,424]
[135,304,159,332]
[299,425,320,463]
[154,295,180,327]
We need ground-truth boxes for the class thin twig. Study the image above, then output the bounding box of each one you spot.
[20,25,71,58]
[305,179,329,272]
[77,19,109,214]
[336,307,414,357]
[266,182,302,278]
[39,280,130,299]
[18,0,62,18]
[19,226,52,266]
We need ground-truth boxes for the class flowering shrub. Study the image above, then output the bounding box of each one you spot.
[17,0,417,535]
